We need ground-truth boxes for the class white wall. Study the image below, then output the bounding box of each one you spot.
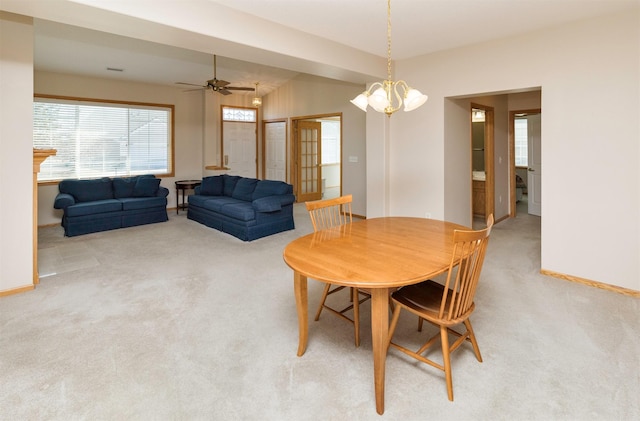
[0,12,35,293]
[262,74,367,216]
[375,10,639,291]
[34,71,205,225]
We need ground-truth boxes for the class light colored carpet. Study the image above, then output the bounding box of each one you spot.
[1,204,638,420]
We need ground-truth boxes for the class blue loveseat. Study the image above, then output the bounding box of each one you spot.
[54,175,169,237]
[187,175,295,241]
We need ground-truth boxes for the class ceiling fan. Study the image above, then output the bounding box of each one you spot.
[176,55,254,95]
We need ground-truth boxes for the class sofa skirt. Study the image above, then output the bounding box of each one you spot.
[62,206,168,237]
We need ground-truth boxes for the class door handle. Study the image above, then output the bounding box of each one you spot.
[528,168,535,172]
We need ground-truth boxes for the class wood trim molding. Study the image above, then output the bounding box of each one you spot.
[541,269,640,298]
[0,284,35,298]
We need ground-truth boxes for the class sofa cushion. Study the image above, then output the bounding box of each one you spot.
[65,199,122,217]
[218,202,256,222]
[223,175,240,197]
[59,178,114,202]
[232,178,258,202]
[193,196,242,213]
[200,176,224,196]
[113,177,137,198]
[252,180,293,200]
[119,196,167,211]
[133,177,161,197]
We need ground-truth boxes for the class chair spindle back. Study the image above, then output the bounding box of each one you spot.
[439,214,494,321]
[305,194,353,232]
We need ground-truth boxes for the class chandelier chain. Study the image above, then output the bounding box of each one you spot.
[387,0,392,81]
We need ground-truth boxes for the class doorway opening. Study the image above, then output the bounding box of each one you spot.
[470,104,494,226]
[291,113,342,202]
[509,109,541,217]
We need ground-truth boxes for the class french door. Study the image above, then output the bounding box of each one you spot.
[296,121,322,202]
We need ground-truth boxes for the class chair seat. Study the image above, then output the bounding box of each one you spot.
[392,281,474,326]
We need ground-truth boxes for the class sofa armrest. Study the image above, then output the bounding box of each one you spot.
[54,193,76,209]
[252,194,295,213]
[156,186,169,198]
[194,185,202,195]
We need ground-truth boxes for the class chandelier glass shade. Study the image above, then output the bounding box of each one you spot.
[350,0,427,116]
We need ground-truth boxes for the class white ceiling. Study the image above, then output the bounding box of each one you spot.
[32,0,638,96]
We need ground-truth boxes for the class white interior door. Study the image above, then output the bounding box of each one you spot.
[527,114,542,216]
[264,121,286,181]
[223,121,256,178]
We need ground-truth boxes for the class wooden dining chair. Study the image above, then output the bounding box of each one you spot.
[305,194,370,347]
[387,214,494,401]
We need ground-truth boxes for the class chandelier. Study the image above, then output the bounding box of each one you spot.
[350,0,428,116]
[252,82,262,107]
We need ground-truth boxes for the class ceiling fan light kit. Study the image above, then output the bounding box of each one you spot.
[350,0,428,117]
[252,82,262,107]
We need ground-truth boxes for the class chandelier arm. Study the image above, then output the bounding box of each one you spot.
[392,81,403,109]
[366,81,384,96]
[396,80,409,97]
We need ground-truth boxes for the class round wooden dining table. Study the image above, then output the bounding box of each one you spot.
[283,217,468,415]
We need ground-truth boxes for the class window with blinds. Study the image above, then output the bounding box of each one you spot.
[514,118,528,167]
[33,96,174,182]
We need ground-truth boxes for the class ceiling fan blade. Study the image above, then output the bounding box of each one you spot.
[226,86,255,91]
[218,88,232,95]
[175,82,206,88]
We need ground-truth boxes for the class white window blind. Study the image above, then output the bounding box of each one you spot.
[33,97,173,182]
[514,118,528,167]
[320,120,340,165]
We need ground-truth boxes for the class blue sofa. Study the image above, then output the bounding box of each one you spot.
[187,175,295,241]
[54,175,169,237]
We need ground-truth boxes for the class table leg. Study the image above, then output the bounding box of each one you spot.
[293,271,308,356]
[176,187,179,214]
[371,288,389,415]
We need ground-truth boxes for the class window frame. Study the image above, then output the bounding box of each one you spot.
[33,94,175,185]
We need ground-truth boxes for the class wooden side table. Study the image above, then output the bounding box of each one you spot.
[175,180,201,214]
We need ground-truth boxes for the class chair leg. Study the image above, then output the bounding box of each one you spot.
[440,325,454,401]
[418,317,424,332]
[314,283,332,321]
[353,287,360,347]
[387,303,402,348]
[463,319,483,362]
